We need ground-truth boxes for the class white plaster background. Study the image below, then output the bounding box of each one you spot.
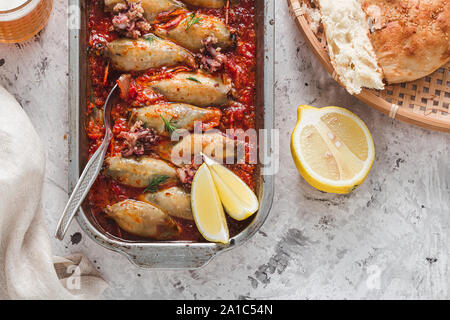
[0,0,448,299]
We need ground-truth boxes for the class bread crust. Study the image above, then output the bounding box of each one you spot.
[361,0,449,83]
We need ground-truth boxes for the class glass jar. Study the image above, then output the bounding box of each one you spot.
[0,0,52,43]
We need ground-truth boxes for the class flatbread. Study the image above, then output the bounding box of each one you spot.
[361,0,450,83]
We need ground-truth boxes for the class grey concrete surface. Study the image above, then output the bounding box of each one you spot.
[0,0,448,299]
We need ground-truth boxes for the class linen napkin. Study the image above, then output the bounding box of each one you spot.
[0,85,108,300]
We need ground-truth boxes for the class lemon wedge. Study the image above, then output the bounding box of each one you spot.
[191,163,229,244]
[291,105,375,194]
[203,155,259,221]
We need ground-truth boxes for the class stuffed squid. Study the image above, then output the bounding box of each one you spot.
[106,37,196,72]
[138,187,193,220]
[132,103,222,135]
[154,13,233,52]
[104,156,177,188]
[106,199,181,239]
[158,132,238,166]
[148,71,231,107]
[105,0,186,23]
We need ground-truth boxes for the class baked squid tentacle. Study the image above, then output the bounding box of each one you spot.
[149,71,231,107]
[104,0,186,23]
[181,0,226,8]
[106,199,181,239]
[106,37,197,72]
[104,156,177,188]
[138,186,193,220]
[154,13,233,52]
[132,103,222,135]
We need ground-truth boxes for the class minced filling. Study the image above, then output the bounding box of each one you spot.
[111,1,152,39]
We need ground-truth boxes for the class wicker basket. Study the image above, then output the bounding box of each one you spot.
[287,0,450,132]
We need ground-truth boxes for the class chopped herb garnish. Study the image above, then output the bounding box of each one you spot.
[144,34,156,44]
[160,115,177,134]
[186,76,201,83]
[145,175,170,193]
[185,13,202,30]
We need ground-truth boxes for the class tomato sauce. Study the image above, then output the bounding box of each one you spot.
[86,0,257,242]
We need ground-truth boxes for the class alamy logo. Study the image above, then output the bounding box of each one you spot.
[66,265,81,290]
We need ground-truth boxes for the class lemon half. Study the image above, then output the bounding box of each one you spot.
[291,105,375,194]
[191,163,229,244]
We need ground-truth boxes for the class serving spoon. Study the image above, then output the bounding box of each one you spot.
[55,84,118,241]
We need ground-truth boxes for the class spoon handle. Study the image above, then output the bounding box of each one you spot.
[55,135,110,240]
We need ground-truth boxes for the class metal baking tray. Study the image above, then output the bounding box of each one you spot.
[68,0,275,269]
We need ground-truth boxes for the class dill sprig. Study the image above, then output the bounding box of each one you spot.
[186,76,201,83]
[185,13,202,30]
[144,34,156,44]
[144,175,170,193]
[160,115,178,134]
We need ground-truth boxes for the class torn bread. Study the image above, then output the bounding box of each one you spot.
[300,1,322,34]
[361,0,450,84]
[318,0,385,95]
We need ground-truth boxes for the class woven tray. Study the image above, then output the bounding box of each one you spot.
[287,0,450,132]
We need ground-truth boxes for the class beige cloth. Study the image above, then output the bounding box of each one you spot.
[0,85,108,299]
